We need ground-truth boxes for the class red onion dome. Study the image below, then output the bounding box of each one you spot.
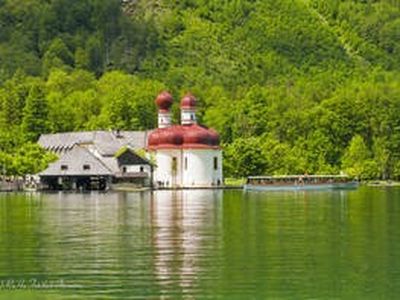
[182,125,220,147]
[183,126,209,144]
[180,93,196,109]
[148,125,220,149]
[208,129,220,146]
[155,91,173,110]
[148,130,161,147]
[148,127,183,148]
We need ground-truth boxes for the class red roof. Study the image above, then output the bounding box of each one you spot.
[148,124,220,150]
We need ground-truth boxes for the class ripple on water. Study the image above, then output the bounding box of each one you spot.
[1,188,400,299]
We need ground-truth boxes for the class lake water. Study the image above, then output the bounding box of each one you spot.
[0,187,400,299]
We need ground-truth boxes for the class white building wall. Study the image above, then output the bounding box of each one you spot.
[158,112,172,128]
[152,148,223,188]
[153,149,183,188]
[181,110,196,125]
[182,149,223,187]
[124,164,151,174]
[214,150,223,185]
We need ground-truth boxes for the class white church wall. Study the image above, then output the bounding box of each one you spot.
[158,112,172,128]
[213,150,223,185]
[153,149,183,188]
[152,149,223,188]
[182,149,223,187]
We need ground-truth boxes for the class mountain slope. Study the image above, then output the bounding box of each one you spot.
[0,0,399,178]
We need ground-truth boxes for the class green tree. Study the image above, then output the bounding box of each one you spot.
[42,38,74,75]
[342,135,379,179]
[12,143,57,176]
[224,137,267,178]
[372,137,390,180]
[74,47,90,70]
[0,70,30,130]
[22,84,50,141]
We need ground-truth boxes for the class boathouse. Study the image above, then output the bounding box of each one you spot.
[38,131,153,190]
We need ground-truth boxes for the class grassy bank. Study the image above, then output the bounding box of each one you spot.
[224,178,246,187]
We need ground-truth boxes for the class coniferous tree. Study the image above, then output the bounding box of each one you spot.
[22,84,50,141]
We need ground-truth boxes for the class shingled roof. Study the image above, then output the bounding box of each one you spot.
[39,146,113,177]
[38,130,148,156]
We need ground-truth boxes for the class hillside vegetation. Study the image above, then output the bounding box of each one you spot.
[0,0,399,179]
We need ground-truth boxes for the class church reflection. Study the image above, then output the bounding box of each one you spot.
[149,190,223,294]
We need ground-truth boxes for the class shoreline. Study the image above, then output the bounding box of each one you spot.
[1,185,244,193]
[2,181,400,193]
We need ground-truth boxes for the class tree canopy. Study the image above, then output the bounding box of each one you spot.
[0,0,399,178]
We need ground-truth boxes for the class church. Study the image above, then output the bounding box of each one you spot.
[148,92,223,188]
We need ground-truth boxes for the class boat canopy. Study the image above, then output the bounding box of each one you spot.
[246,175,352,184]
[247,175,349,180]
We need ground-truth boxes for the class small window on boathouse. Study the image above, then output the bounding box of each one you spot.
[214,157,218,170]
[83,164,91,170]
[61,165,68,171]
[184,157,188,170]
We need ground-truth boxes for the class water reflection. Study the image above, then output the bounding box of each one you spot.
[1,188,400,299]
[150,190,222,296]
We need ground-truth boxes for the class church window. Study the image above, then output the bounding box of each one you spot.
[172,157,177,174]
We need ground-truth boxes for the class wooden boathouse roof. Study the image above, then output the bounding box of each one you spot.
[38,130,149,156]
[39,146,113,177]
[38,131,153,178]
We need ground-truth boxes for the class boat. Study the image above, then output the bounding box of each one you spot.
[244,175,359,191]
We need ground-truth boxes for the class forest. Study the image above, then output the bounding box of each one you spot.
[0,0,399,179]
